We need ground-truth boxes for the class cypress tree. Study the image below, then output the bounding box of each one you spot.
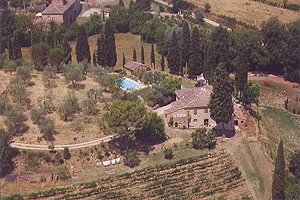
[0,0,15,54]
[189,27,203,79]
[133,48,137,61]
[122,52,126,67]
[104,20,117,67]
[203,39,216,84]
[150,43,155,68]
[235,62,248,99]
[119,0,125,7]
[96,33,107,66]
[141,45,145,64]
[181,21,190,69]
[8,31,22,60]
[93,51,96,66]
[161,54,165,71]
[272,139,286,200]
[76,25,91,63]
[167,31,181,75]
[210,27,230,71]
[62,37,72,64]
[209,63,234,130]
[128,0,135,12]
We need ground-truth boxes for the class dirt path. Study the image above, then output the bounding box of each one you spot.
[10,135,117,151]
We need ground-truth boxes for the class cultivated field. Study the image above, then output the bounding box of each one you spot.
[3,151,251,199]
[188,0,300,27]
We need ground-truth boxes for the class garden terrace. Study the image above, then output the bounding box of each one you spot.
[4,151,251,199]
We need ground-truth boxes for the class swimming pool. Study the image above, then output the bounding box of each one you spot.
[120,78,145,91]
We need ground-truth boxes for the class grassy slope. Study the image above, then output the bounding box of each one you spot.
[188,0,300,27]
[261,106,300,156]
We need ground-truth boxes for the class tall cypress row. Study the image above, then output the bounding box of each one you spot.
[122,52,126,67]
[119,0,125,7]
[8,31,22,60]
[181,21,190,69]
[141,45,145,64]
[167,31,181,75]
[104,20,117,67]
[150,43,155,68]
[0,0,15,54]
[76,25,91,63]
[189,27,203,79]
[272,139,286,200]
[133,48,137,61]
[96,33,107,66]
[161,54,165,71]
[209,63,234,130]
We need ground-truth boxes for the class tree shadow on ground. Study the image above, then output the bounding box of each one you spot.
[109,135,160,156]
[67,83,85,91]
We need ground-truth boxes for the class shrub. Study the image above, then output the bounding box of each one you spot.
[164,148,173,159]
[289,150,300,180]
[191,128,216,150]
[195,9,204,23]
[16,65,32,84]
[58,93,80,121]
[0,97,12,115]
[58,166,71,180]
[39,117,55,141]
[63,147,71,160]
[204,2,211,12]
[123,152,141,168]
[30,106,46,125]
[4,106,27,135]
[31,42,50,71]
[55,152,64,165]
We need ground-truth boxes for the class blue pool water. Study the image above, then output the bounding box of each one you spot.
[120,78,144,91]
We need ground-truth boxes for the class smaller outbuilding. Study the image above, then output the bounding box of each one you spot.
[123,61,149,76]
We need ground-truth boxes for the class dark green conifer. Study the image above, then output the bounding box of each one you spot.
[76,25,91,63]
[141,45,145,64]
[181,21,190,69]
[95,33,107,66]
[167,31,181,75]
[119,0,125,7]
[161,54,165,71]
[189,27,203,78]
[0,0,15,54]
[122,52,126,67]
[104,20,117,67]
[150,43,155,68]
[209,63,234,130]
[133,48,137,61]
[272,139,286,200]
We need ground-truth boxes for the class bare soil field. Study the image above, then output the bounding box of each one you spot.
[188,0,300,27]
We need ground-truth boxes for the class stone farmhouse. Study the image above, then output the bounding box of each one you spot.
[164,86,243,131]
[123,61,149,76]
[165,86,215,129]
[42,0,81,26]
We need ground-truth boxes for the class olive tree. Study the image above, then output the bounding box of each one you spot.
[58,93,80,121]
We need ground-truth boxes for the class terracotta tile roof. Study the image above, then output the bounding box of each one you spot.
[165,86,213,114]
[234,105,246,120]
[124,61,147,72]
[42,0,76,14]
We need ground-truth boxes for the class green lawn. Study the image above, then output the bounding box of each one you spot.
[261,106,300,156]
